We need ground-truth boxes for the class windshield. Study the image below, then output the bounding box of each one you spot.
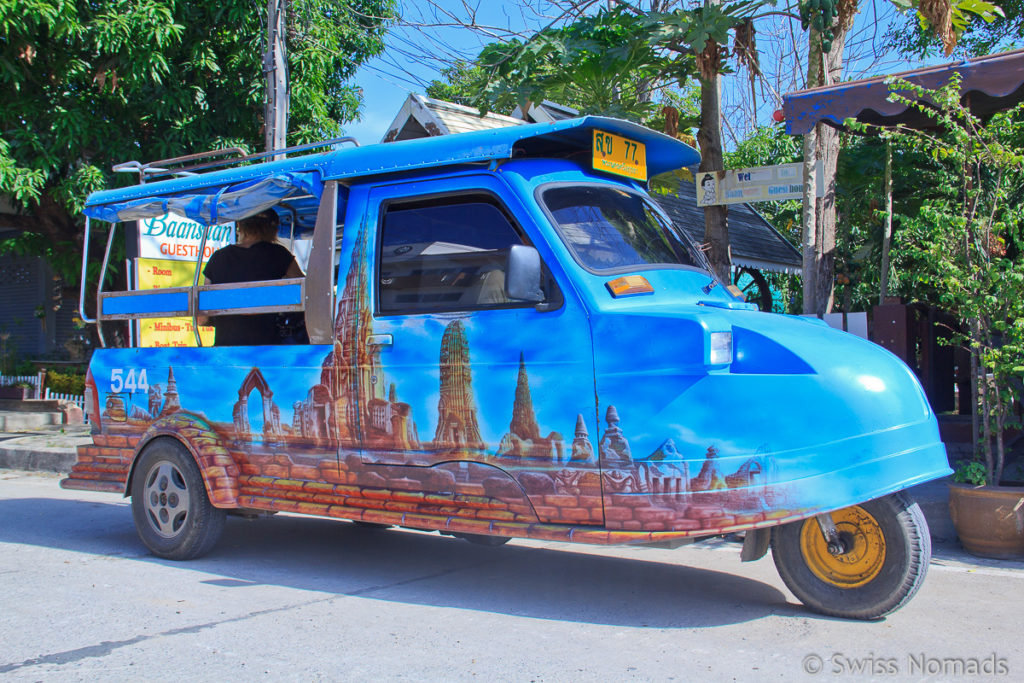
[542,185,707,273]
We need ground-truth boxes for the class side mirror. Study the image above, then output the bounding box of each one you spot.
[506,245,544,303]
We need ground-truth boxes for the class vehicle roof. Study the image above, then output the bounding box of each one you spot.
[84,116,700,209]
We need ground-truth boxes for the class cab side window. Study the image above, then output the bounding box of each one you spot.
[377,194,533,314]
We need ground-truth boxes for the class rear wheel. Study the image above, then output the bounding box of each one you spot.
[130,438,226,560]
[771,492,930,620]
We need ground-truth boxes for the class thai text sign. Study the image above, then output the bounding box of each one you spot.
[696,161,824,207]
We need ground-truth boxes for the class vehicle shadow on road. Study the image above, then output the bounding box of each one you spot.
[0,496,806,628]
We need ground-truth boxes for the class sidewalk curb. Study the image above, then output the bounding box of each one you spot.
[0,445,78,473]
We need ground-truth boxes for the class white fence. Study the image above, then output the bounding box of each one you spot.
[43,388,89,423]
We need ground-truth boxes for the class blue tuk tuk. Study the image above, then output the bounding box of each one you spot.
[63,117,951,619]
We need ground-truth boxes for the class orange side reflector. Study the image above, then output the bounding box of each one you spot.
[606,275,654,297]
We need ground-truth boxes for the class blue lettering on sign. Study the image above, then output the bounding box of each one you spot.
[143,217,232,241]
[737,172,751,182]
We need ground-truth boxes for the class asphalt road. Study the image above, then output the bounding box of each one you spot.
[1,470,1021,682]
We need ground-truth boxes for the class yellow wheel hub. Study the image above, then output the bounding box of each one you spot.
[799,506,886,588]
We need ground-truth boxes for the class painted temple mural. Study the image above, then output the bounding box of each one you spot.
[66,224,801,542]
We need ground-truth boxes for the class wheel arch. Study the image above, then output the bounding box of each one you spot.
[124,412,240,508]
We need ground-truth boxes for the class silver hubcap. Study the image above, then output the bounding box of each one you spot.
[143,460,190,538]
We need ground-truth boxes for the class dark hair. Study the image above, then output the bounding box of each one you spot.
[236,209,279,242]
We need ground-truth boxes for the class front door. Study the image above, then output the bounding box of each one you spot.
[342,174,602,525]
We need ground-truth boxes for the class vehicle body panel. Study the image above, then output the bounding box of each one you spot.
[64,119,951,547]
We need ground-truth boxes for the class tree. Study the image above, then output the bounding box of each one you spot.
[889,0,1022,58]
[0,0,394,282]
[465,2,766,283]
[796,0,1003,316]
[854,77,1024,484]
[426,61,490,107]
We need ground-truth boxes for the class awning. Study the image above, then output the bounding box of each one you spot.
[83,172,323,228]
[782,48,1024,135]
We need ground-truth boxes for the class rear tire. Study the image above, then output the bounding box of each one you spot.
[130,438,226,560]
[770,492,930,620]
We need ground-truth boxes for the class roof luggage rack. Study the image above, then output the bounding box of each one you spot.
[111,136,360,183]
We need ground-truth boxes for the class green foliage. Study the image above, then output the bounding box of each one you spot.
[426,61,489,107]
[851,75,1024,485]
[0,0,394,279]
[45,370,86,395]
[721,126,803,313]
[472,7,675,121]
[952,459,989,485]
[890,0,1014,57]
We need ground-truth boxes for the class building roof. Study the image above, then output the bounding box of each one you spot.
[655,177,802,274]
[511,100,581,123]
[383,94,525,142]
[782,47,1024,135]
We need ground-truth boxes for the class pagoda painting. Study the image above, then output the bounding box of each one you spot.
[78,219,796,539]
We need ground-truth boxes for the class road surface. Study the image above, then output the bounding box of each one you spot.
[0,470,1020,681]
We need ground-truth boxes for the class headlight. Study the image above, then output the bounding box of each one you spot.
[709,331,733,365]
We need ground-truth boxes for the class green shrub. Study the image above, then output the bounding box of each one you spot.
[46,371,86,395]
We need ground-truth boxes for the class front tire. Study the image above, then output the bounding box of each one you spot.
[771,492,930,620]
[130,438,226,560]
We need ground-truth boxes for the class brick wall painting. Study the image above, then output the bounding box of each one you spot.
[63,222,806,543]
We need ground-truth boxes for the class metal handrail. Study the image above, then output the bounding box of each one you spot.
[112,137,360,183]
[78,217,95,326]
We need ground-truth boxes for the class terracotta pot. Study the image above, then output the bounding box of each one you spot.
[948,483,1024,559]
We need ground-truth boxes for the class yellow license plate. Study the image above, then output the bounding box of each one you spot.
[592,130,647,181]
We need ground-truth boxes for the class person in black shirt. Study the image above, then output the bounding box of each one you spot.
[200,209,303,346]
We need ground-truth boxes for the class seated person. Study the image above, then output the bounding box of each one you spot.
[200,209,303,346]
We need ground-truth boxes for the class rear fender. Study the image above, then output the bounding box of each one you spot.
[124,411,240,508]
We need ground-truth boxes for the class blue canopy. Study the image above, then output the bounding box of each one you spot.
[84,117,700,230]
[83,172,323,227]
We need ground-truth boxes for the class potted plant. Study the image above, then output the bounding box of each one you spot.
[0,381,34,400]
[859,76,1024,559]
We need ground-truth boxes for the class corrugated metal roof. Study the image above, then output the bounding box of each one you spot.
[383,94,523,142]
[654,179,802,274]
[421,97,524,133]
[783,47,1024,135]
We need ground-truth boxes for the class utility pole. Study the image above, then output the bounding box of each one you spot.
[264,0,289,157]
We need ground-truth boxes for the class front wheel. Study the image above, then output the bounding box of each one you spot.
[130,438,226,560]
[771,492,930,620]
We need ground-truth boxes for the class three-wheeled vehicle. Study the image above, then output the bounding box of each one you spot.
[63,117,951,620]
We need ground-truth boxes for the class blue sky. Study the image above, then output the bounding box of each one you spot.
[344,1,530,144]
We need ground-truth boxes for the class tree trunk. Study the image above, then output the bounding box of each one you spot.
[697,61,730,284]
[879,140,894,303]
[801,2,856,316]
